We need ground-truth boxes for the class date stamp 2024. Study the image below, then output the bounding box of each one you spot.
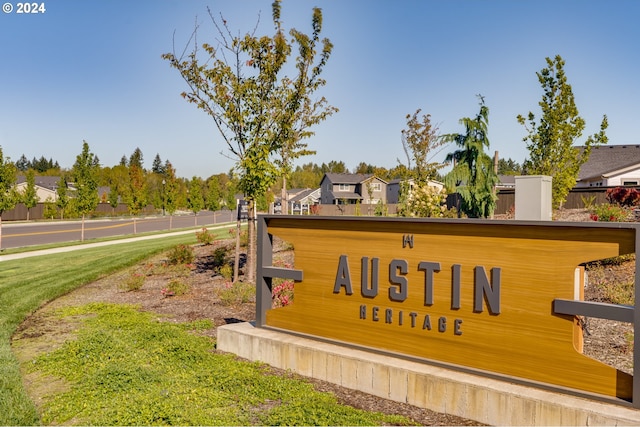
[2,2,46,14]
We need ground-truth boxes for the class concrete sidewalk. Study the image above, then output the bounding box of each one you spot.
[0,223,235,262]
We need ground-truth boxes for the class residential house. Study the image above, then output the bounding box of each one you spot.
[496,175,516,190]
[386,178,445,204]
[320,173,387,205]
[288,188,321,214]
[576,145,640,187]
[15,175,66,202]
[275,188,320,214]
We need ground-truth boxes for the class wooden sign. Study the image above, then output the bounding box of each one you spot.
[256,216,638,402]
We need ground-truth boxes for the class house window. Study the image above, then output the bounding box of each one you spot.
[338,184,350,191]
[623,181,638,186]
[370,183,381,192]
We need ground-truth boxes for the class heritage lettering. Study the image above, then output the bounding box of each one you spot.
[358,305,464,335]
[334,255,501,314]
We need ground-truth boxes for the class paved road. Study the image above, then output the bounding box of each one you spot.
[1,210,236,250]
[0,222,237,262]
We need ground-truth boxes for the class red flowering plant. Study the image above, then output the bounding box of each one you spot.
[272,259,295,308]
[606,187,640,207]
[160,288,175,297]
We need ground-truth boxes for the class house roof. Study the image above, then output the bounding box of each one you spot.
[289,188,320,203]
[578,145,640,181]
[322,173,374,184]
[16,175,63,191]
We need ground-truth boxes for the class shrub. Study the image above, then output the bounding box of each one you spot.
[218,281,255,306]
[590,203,630,222]
[218,264,233,280]
[167,278,190,296]
[228,228,249,247]
[398,185,447,218]
[212,247,227,267]
[167,244,195,265]
[195,227,215,245]
[606,187,640,207]
[121,271,144,291]
[374,200,387,216]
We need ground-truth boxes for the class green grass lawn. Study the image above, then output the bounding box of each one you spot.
[0,229,414,426]
[0,231,207,425]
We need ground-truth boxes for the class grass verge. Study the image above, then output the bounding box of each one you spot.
[24,303,411,426]
[0,230,222,425]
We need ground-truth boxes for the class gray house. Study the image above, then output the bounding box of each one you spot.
[576,145,640,187]
[320,173,387,205]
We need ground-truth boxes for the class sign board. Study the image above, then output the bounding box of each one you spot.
[237,200,249,221]
[257,216,638,403]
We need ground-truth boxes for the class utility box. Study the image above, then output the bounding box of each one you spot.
[515,175,552,221]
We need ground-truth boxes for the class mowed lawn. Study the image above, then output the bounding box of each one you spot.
[0,231,202,425]
[0,230,414,426]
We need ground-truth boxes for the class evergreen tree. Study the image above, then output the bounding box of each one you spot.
[497,158,523,175]
[518,55,608,208]
[444,96,498,218]
[321,161,348,174]
[129,148,144,170]
[152,153,165,175]
[16,154,29,171]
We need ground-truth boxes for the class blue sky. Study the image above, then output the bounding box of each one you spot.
[1,1,638,179]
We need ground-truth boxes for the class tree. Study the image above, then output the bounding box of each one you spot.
[107,184,119,215]
[397,109,449,218]
[163,1,334,283]
[163,161,180,229]
[73,141,100,241]
[129,147,144,170]
[22,169,38,221]
[400,109,448,185]
[56,176,69,219]
[0,147,18,249]
[444,96,498,218]
[497,158,522,175]
[15,154,29,171]
[205,175,222,211]
[518,55,608,208]
[152,153,165,175]
[271,9,338,214]
[126,161,147,216]
[187,176,204,225]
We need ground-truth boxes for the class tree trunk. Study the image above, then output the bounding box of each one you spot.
[281,176,288,215]
[81,214,85,241]
[233,219,240,283]
[246,200,257,284]
[0,216,3,250]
